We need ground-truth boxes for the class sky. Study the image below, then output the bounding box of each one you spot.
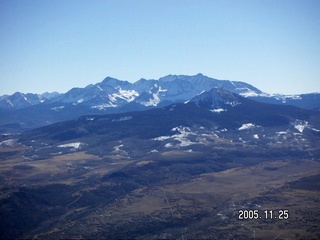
[0,0,319,95]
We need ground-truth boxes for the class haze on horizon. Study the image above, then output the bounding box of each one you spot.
[0,0,319,96]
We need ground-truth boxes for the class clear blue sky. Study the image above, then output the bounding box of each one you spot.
[1,0,319,95]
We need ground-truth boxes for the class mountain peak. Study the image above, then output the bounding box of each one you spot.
[188,87,243,109]
[158,74,178,82]
[158,73,208,83]
[101,77,130,88]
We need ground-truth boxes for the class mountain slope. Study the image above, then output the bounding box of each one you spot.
[249,92,320,111]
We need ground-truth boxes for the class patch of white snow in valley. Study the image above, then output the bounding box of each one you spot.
[253,134,259,139]
[0,139,17,147]
[112,143,129,157]
[310,127,320,132]
[153,126,222,148]
[210,108,227,113]
[58,142,82,149]
[238,123,255,130]
[113,144,123,152]
[153,126,197,148]
[294,120,308,133]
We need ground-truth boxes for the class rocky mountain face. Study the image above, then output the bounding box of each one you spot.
[0,91,60,110]
[0,74,319,132]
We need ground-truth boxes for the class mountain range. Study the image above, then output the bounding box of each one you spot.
[19,87,320,154]
[1,73,319,132]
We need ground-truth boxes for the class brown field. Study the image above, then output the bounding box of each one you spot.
[31,158,318,239]
[1,141,319,239]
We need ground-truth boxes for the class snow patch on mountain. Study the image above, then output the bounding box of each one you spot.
[112,143,129,157]
[113,144,123,152]
[0,139,17,147]
[294,120,308,133]
[138,92,160,107]
[276,131,288,135]
[238,123,256,130]
[239,88,261,97]
[158,86,168,93]
[229,80,236,87]
[153,136,171,141]
[153,126,197,147]
[270,94,302,101]
[108,87,139,103]
[58,142,82,149]
[5,99,14,107]
[210,108,227,113]
[227,101,241,107]
[91,103,117,110]
[310,127,320,132]
[153,126,220,148]
[111,116,133,122]
[51,106,65,111]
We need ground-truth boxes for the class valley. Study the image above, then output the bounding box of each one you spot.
[1,139,319,239]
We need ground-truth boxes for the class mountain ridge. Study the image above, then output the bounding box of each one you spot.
[0,73,319,132]
[1,73,318,110]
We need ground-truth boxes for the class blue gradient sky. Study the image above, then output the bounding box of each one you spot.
[1,0,319,95]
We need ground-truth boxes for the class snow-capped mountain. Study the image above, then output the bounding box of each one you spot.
[0,73,319,132]
[42,74,256,109]
[0,92,60,110]
[188,87,244,109]
[0,74,263,111]
[1,74,318,111]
